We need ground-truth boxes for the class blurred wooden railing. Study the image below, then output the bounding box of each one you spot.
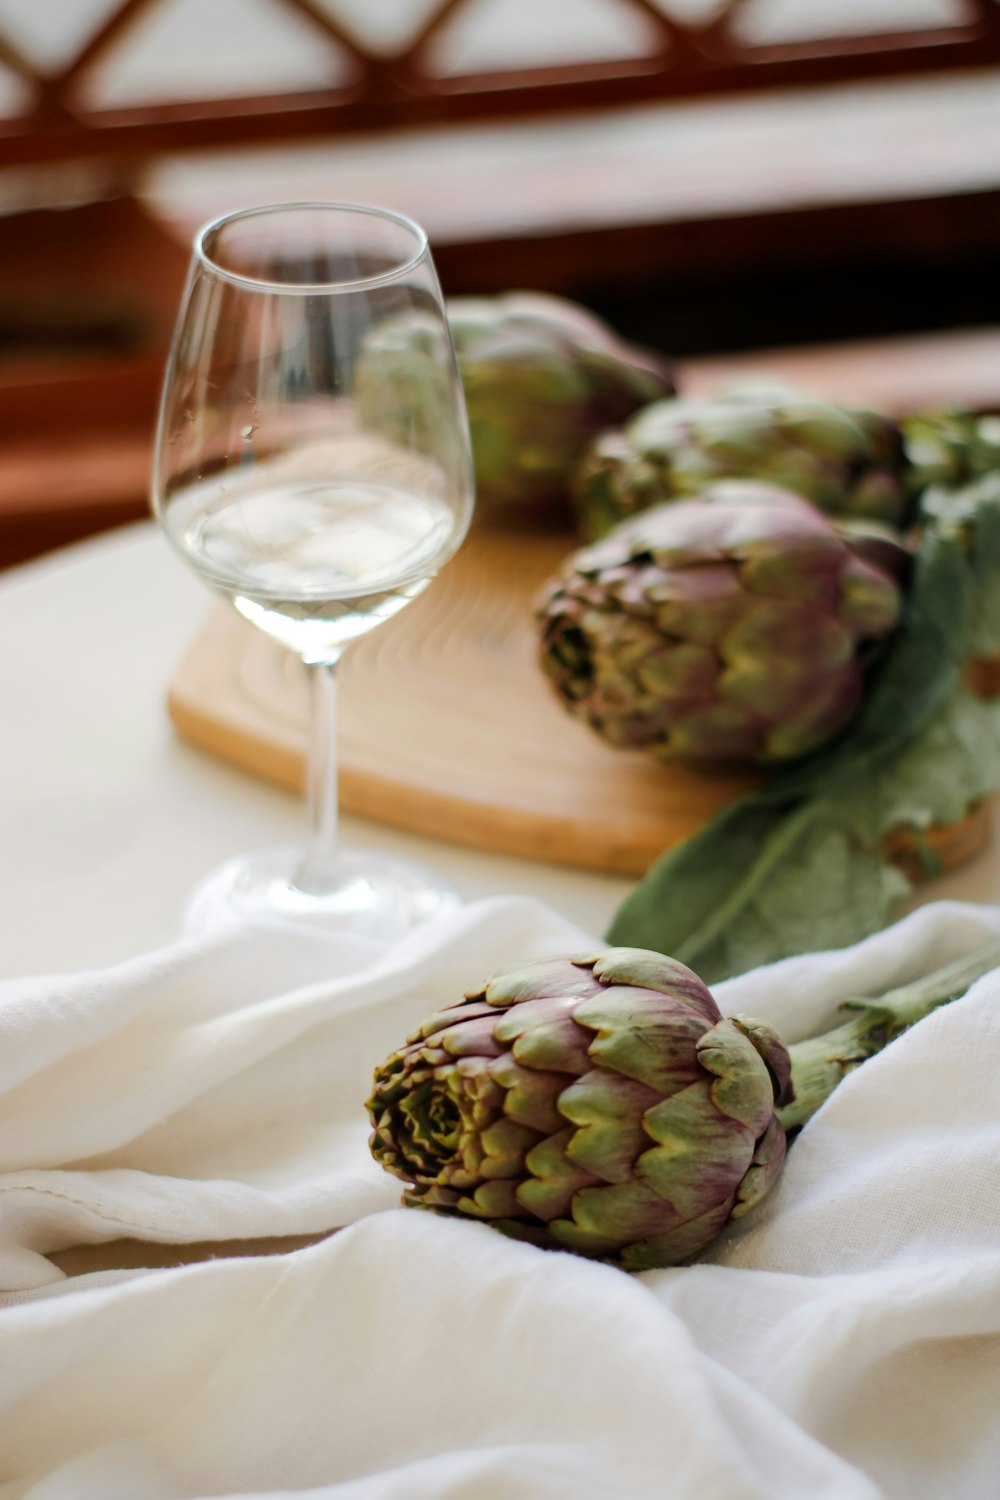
[2,0,1000,568]
[1,0,999,166]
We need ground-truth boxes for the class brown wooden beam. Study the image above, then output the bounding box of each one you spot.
[1,31,997,170]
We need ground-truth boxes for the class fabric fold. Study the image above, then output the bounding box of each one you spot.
[1,895,998,1498]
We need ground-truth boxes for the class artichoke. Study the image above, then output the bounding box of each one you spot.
[538,482,905,765]
[903,409,1000,496]
[355,291,674,514]
[369,939,1000,1271]
[367,948,791,1270]
[573,387,910,539]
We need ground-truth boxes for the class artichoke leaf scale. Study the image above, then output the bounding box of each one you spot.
[455,1127,487,1179]
[469,1095,502,1131]
[779,405,868,459]
[660,704,762,763]
[737,541,845,610]
[650,564,748,647]
[731,1114,787,1219]
[637,1083,758,1222]
[452,1052,500,1086]
[558,1069,664,1183]
[409,1183,463,1211]
[519,1127,603,1222]
[551,1178,683,1258]
[414,1046,451,1073]
[635,641,717,704]
[588,950,719,1012]
[571,988,708,1094]
[695,405,780,461]
[436,1015,505,1059]
[714,649,810,718]
[721,598,855,676]
[460,1179,526,1220]
[764,668,863,761]
[732,1015,794,1104]
[619,1196,738,1272]
[713,494,836,552]
[482,957,606,1008]
[838,557,904,639]
[422,999,498,1034]
[694,1019,780,1135]
[495,990,593,1040]
[477,1116,544,1180]
[436,1158,483,1192]
[507,1013,594,1077]
[582,1024,705,1098]
[487,1052,568,1135]
[718,658,860,739]
[492,990,587,1028]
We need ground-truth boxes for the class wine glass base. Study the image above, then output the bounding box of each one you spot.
[181,843,462,943]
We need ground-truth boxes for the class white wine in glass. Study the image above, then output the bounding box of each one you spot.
[153,203,474,939]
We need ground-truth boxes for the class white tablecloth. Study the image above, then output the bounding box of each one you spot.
[3,525,1000,1500]
[2,891,1000,1499]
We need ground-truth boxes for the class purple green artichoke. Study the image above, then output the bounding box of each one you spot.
[355,292,674,514]
[367,948,791,1270]
[537,481,905,766]
[573,387,910,540]
[367,939,1000,1271]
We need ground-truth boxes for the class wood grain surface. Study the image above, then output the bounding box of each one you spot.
[168,520,759,876]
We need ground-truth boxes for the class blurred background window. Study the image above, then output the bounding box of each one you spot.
[1,0,999,565]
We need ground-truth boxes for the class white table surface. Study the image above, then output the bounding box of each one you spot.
[0,523,635,977]
[3,521,1000,980]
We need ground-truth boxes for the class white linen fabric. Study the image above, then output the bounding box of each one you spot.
[1,894,998,1499]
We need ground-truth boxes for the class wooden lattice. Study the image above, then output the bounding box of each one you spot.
[0,0,998,169]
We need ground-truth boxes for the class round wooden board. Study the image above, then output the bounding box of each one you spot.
[168,520,760,876]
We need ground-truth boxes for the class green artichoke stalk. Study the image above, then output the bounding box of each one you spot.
[368,948,792,1272]
[538,482,906,766]
[574,387,910,540]
[355,292,674,515]
[367,939,1000,1271]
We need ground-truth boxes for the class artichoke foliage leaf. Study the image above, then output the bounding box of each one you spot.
[609,490,1000,982]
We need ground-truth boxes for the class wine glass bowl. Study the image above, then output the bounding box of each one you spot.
[153,203,474,939]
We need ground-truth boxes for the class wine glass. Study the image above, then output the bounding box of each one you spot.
[153,202,474,940]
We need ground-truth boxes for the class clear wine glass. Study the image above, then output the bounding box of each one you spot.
[153,202,474,940]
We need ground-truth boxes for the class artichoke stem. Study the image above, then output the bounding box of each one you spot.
[777,937,1000,1131]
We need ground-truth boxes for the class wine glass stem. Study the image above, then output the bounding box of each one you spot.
[295,655,343,895]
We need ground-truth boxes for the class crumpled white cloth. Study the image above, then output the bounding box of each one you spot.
[1,894,999,1500]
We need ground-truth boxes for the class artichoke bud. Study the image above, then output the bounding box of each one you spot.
[573,388,911,541]
[538,483,904,767]
[903,410,1000,498]
[368,948,791,1270]
[355,292,674,515]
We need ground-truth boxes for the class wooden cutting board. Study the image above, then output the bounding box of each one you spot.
[168,520,759,876]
